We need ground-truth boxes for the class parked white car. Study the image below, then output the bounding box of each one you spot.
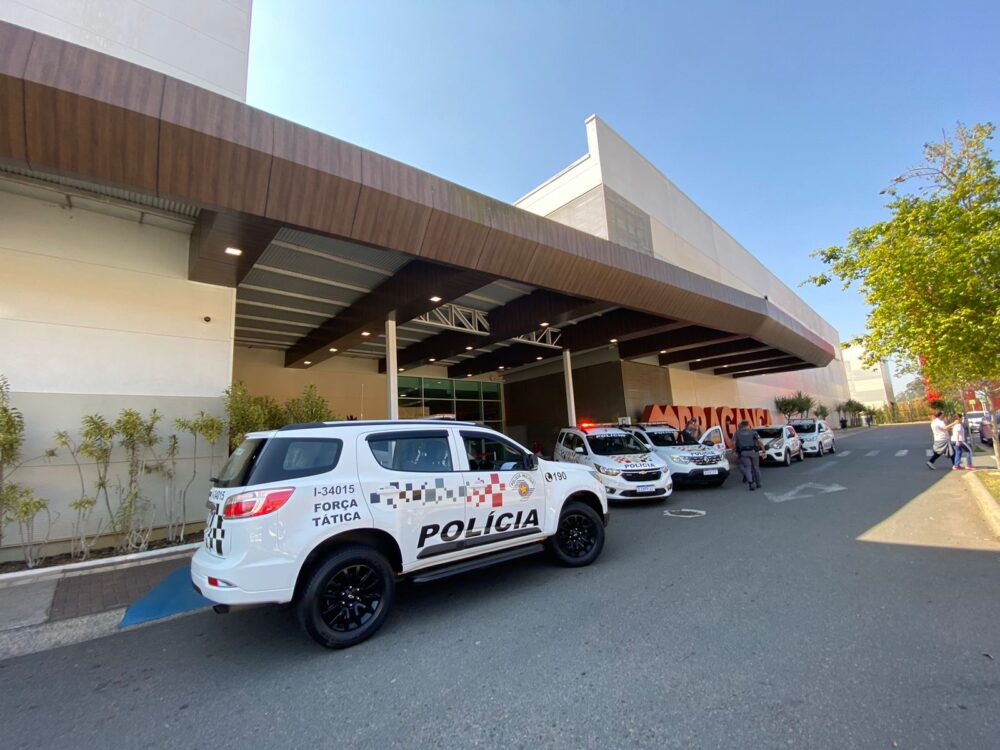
[789,419,837,456]
[753,424,804,466]
[966,411,985,433]
[554,424,672,501]
[620,423,730,486]
[191,420,607,649]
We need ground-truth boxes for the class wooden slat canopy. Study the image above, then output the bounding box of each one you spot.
[0,20,837,370]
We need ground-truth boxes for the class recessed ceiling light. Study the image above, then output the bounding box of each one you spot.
[540,322,549,327]
[609,338,618,344]
[722,364,729,367]
[398,368,404,372]
[429,296,442,303]
[659,350,667,354]
[694,358,701,362]
[465,346,473,351]
[224,247,243,256]
[466,373,472,377]
[304,361,312,365]
[329,348,338,353]
[536,356,543,361]
[429,358,436,362]
[499,366,505,370]
[361,331,371,337]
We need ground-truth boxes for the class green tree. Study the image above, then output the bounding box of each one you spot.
[774,395,798,422]
[898,376,927,402]
[792,391,815,418]
[808,122,1000,466]
[814,404,830,420]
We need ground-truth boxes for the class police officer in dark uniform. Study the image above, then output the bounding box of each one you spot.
[682,418,700,444]
[733,420,763,491]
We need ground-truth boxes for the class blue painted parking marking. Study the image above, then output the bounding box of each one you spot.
[119,566,211,629]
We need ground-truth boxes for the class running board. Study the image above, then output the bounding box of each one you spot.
[410,543,545,584]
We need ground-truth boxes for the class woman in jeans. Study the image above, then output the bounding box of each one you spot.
[951,417,974,470]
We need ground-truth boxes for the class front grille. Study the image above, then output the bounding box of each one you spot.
[622,470,662,482]
[690,455,722,466]
[620,488,667,498]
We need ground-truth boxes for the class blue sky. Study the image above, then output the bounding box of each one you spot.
[247,0,999,386]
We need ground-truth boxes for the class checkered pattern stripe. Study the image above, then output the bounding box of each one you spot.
[611,455,653,465]
[369,474,507,509]
[205,513,225,554]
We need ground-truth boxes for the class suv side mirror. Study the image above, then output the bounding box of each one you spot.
[524,453,538,470]
[574,446,585,454]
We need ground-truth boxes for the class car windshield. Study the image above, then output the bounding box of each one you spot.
[645,430,689,447]
[791,422,816,433]
[967,412,984,419]
[586,433,648,456]
[754,428,783,439]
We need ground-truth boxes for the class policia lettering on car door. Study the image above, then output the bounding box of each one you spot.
[458,430,544,552]
[360,429,543,566]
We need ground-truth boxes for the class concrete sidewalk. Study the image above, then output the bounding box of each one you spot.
[0,549,210,660]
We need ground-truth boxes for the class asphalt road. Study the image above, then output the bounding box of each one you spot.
[2,425,998,749]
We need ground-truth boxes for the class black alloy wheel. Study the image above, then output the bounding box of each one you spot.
[298,545,395,649]
[549,500,605,567]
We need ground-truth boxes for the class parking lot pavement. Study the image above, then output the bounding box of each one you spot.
[2,425,998,749]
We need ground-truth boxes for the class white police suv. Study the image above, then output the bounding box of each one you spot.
[753,424,804,466]
[621,423,730,486]
[553,424,672,501]
[191,420,607,649]
[789,419,836,456]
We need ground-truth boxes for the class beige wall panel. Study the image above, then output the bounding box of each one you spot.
[666,359,850,416]
[2,392,224,558]
[514,153,603,217]
[0,0,252,100]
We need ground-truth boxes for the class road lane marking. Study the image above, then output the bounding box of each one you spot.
[895,450,908,457]
[836,450,852,457]
[766,483,847,503]
[865,450,880,456]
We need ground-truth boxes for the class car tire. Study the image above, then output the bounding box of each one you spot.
[796,446,805,461]
[830,440,836,454]
[297,545,395,649]
[783,450,792,467]
[548,500,605,568]
[817,443,824,457]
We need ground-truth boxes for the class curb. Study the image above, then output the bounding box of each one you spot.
[0,603,210,662]
[0,543,200,590]
[965,472,1000,542]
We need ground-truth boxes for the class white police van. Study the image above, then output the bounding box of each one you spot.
[553,423,672,501]
[191,420,607,649]
[621,423,730,486]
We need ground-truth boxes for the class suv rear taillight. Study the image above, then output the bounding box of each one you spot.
[222,487,295,519]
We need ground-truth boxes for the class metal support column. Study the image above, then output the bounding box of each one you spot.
[386,316,399,420]
[563,349,576,426]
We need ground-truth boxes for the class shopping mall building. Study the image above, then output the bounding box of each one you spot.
[0,2,849,556]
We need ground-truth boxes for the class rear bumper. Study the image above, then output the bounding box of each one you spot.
[191,547,295,606]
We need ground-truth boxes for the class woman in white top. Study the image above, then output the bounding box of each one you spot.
[926,411,960,469]
[951,417,974,470]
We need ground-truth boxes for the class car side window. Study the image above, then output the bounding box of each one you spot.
[564,433,583,453]
[462,432,527,471]
[247,438,342,484]
[368,432,454,472]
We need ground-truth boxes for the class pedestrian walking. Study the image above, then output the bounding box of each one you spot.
[926,410,959,469]
[951,418,974,470]
[733,420,763,490]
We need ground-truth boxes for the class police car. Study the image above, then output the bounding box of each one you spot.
[553,424,672,500]
[191,420,607,649]
[753,424,805,465]
[789,419,836,456]
[620,423,730,486]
